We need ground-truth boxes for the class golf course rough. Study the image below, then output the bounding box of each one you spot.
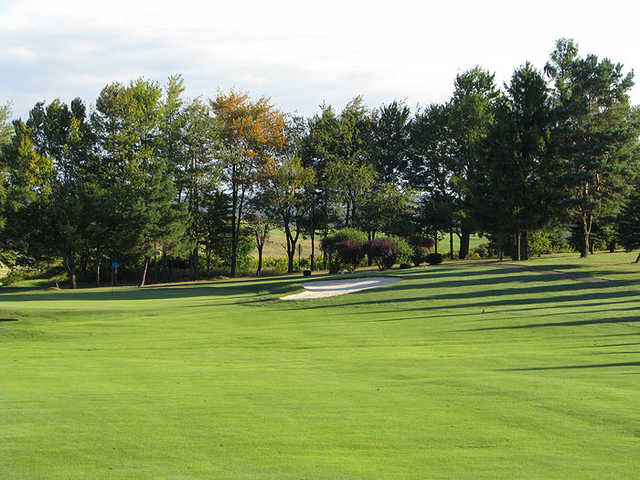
[1,253,639,479]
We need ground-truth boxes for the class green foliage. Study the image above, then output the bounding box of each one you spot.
[469,243,491,258]
[217,229,254,272]
[411,245,431,266]
[321,228,368,252]
[546,38,640,256]
[387,235,413,265]
[617,190,640,254]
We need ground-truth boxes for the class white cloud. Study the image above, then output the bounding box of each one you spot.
[1,0,639,119]
[1,45,37,61]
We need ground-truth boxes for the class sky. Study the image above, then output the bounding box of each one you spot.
[1,0,639,119]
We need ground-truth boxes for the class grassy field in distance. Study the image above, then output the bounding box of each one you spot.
[1,251,639,479]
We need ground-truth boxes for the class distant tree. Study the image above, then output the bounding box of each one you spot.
[299,104,342,267]
[25,98,94,288]
[177,97,221,279]
[370,100,412,184]
[325,97,376,227]
[200,190,233,277]
[358,182,408,241]
[91,78,190,286]
[477,63,558,260]
[545,38,640,257]
[245,200,271,276]
[210,90,286,276]
[260,156,315,273]
[447,67,499,259]
[409,103,455,254]
[0,103,12,146]
[616,190,640,262]
[0,120,54,262]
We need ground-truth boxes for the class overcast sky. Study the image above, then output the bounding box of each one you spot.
[2,0,639,119]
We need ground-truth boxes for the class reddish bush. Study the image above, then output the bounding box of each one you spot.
[367,237,399,270]
[334,240,366,271]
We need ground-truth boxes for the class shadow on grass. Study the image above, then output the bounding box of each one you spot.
[468,314,640,331]
[506,361,640,370]
[287,279,632,313]
[0,279,300,303]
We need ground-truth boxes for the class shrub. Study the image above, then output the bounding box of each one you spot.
[470,243,491,258]
[388,235,413,266]
[322,229,368,273]
[367,237,399,270]
[321,228,368,251]
[411,246,430,266]
[426,253,443,265]
[334,240,366,272]
[0,268,27,286]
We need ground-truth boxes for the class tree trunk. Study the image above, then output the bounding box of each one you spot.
[230,168,239,277]
[153,254,159,284]
[139,256,150,287]
[285,225,300,274]
[513,231,521,261]
[96,262,100,288]
[256,245,263,276]
[287,250,295,274]
[191,247,199,281]
[322,227,328,270]
[64,256,77,289]
[449,228,454,260]
[230,231,238,277]
[520,231,529,260]
[310,228,315,271]
[434,233,438,255]
[459,231,470,260]
[581,213,592,258]
[582,231,589,258]
[162,252,168,283]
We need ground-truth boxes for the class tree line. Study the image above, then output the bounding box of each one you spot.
[1,38,640,288]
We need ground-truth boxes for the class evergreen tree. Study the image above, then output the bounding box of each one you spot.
[546,38,640,257]
[617,190,640,262]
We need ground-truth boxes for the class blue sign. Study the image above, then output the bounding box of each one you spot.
[112,262,119,268]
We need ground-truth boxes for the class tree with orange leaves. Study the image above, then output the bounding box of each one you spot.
[210,90,286,277]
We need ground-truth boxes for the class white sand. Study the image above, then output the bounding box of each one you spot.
[281,277,403,300]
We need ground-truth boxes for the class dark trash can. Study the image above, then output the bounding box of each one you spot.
[303,270,312,277]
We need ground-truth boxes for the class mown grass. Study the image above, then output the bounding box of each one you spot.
[1,252,639,479]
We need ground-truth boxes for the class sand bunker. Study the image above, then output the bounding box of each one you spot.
[281,277,403,300]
